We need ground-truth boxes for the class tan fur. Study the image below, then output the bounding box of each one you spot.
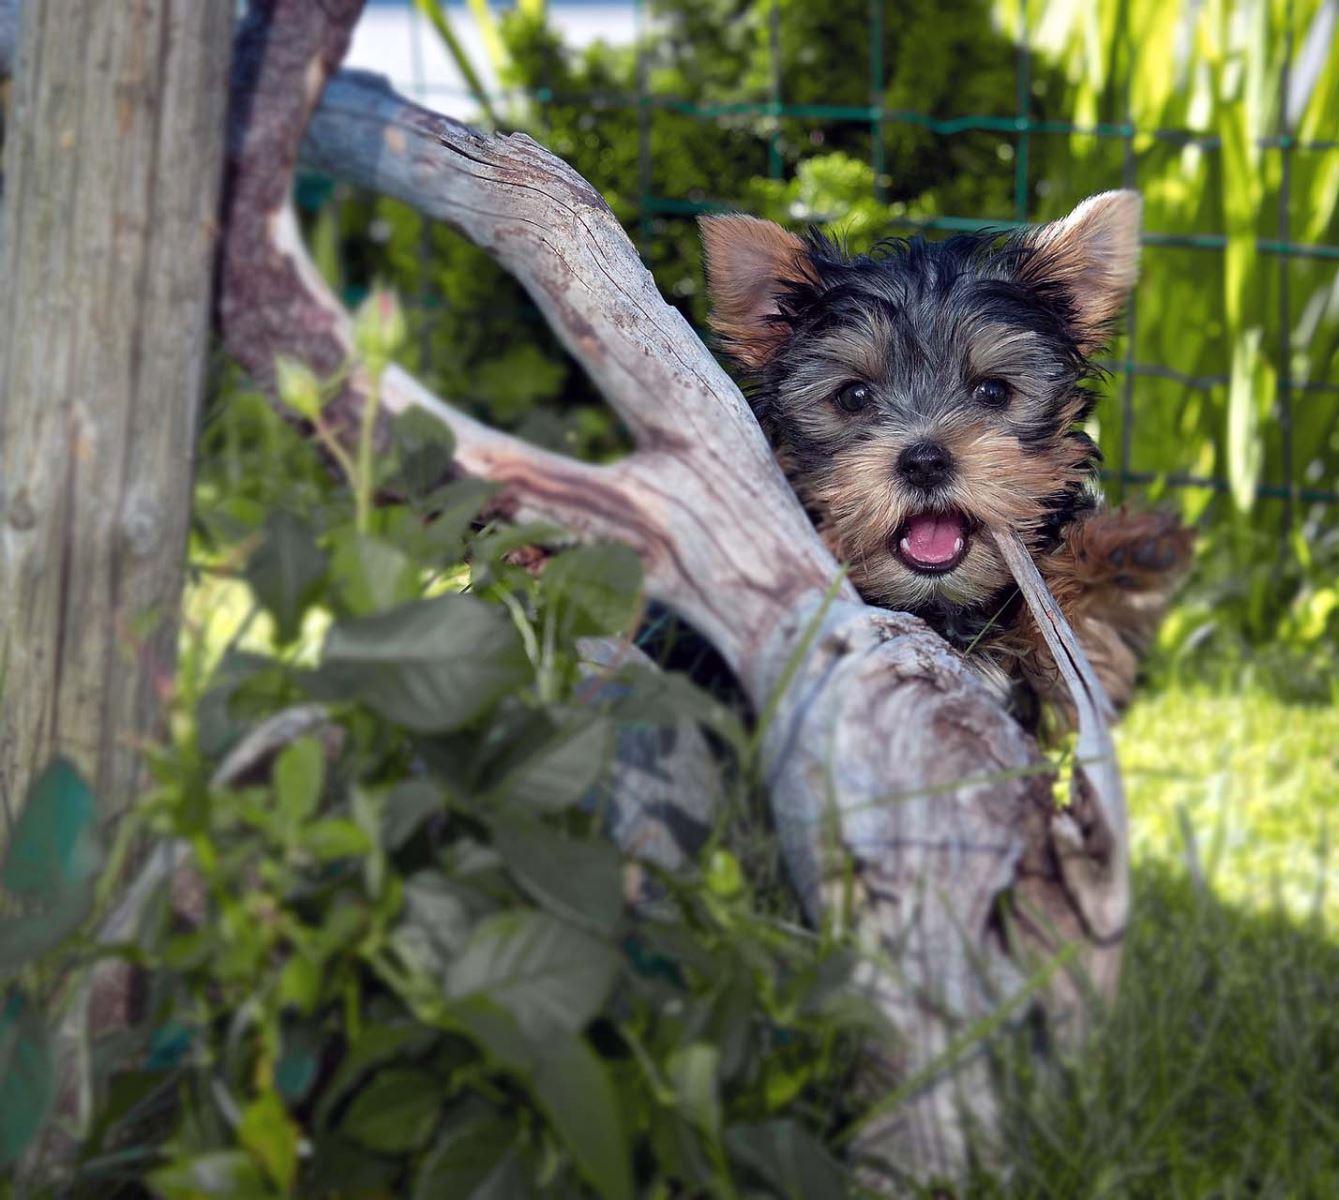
[699,215,817,368]
[1020,191,1143,349]
[986,508,1195,724]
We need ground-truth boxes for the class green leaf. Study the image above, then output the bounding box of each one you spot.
[277,953,322,1014]
[382,779,446,850]
[1226,327,1273,515]
[531,1034,633,1200]
[483,709,613,813]
[399,872,473,973]
[341,1067,443,1153]
[2,756,100,903]
[542,543,644,639]
[414,1112,528,1200]
[245,511,327,644]
[0,992,55,1170]
[329,529,420,616]
[274,356,324,422]
[302,819,372,862]
[490,820,623,934]
[148,1150,273,1199]
[416,479,500,561]
[315,1023,439,1128]
[668,1043,722,1139]
[452,1003,631,1200]
[238,1090,300,1194]
[726,1120,846,1200]
[317,594,530,732]
[274,737,324,833]
[446,910,618,1040]
[0,757,101,968]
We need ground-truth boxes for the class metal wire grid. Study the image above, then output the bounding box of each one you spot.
[386,0,1338,519]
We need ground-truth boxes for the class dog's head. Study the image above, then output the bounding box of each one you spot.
[701,192,1140,624]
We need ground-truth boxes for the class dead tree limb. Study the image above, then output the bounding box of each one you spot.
[210,5,1130,1186]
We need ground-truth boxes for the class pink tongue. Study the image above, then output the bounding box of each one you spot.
[901,513,964,564]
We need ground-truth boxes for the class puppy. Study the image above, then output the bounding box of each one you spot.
[701,193,1193,730]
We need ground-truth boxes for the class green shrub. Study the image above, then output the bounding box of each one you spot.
[0,325,880,1196]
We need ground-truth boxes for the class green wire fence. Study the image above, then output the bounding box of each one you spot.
[355,0,1339,529]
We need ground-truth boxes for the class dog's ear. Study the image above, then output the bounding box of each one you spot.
[1021,190,1141,349]
[699,214,815,368]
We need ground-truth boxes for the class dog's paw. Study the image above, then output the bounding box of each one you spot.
[1071,508,1195,591]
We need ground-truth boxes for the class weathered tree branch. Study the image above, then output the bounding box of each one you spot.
[210,4,1130,1185]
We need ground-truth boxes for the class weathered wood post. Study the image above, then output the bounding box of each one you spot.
[0,0,234,815]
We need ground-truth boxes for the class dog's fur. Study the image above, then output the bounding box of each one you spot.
[700,193,1193,730]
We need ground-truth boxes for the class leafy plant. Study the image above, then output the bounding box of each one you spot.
[1,308,880,1196]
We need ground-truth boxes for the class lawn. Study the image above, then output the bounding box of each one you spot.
[975,683,1339,1198]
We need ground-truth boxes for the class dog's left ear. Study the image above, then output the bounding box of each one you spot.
[1021,190,1141,349]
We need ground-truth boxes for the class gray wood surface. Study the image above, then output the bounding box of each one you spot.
[0,0,234,814]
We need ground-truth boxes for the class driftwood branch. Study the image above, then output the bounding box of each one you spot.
[214,4,1129,1186]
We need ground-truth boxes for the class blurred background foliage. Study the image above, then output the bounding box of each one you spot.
[311,0,1339,694]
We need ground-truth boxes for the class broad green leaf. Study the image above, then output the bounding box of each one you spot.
[329,529,420,616]
[274,356,323,422]
[483,709,613,813]
[414,1112,528,1200]
[0,992,54,1169]
[0,758,101,968]
[2,756,100,903]
[1226,328,1273,513]
[382,779,446,849]
[397,872,473,976]
[446,910,618,1039]
[277,953,322,1014]
[543,543,644,639]
[490,819,623,933]
[315,1023,439,1128]
[245,511,327,645]
[393,404,456,462]
[302,819,372,862]
[668,1043,722,1139]
[726,1120,846,1200]
[531,1033,633,1200]
[317,594,529,732]
[274,737,324,832]
[341,1067,443,1153]
[412,478,500,562]
[238,1091,300,1194]
[148,1151,272,1199]
[452,1003,631,1200]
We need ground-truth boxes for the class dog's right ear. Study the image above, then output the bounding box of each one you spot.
[699,215,814,368]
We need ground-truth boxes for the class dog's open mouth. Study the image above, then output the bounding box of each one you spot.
[895,510,970,574]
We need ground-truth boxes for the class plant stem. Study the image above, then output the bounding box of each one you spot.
[355,367,383,533]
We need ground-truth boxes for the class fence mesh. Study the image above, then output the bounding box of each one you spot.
[368,0,1339,525]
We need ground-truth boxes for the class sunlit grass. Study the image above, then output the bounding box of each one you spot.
[1119,684,1339,922]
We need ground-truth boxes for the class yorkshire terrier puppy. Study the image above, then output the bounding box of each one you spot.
[701,192,1193,729]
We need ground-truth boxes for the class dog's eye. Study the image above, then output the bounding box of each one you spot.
[972,378,1010,409]
[835,382,872,414]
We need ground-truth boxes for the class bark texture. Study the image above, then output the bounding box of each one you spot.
[0,0,233,815]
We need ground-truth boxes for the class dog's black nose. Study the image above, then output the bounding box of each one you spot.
[897,441,953,489]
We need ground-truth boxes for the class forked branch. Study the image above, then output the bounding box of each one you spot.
[217,1,1130,1186]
